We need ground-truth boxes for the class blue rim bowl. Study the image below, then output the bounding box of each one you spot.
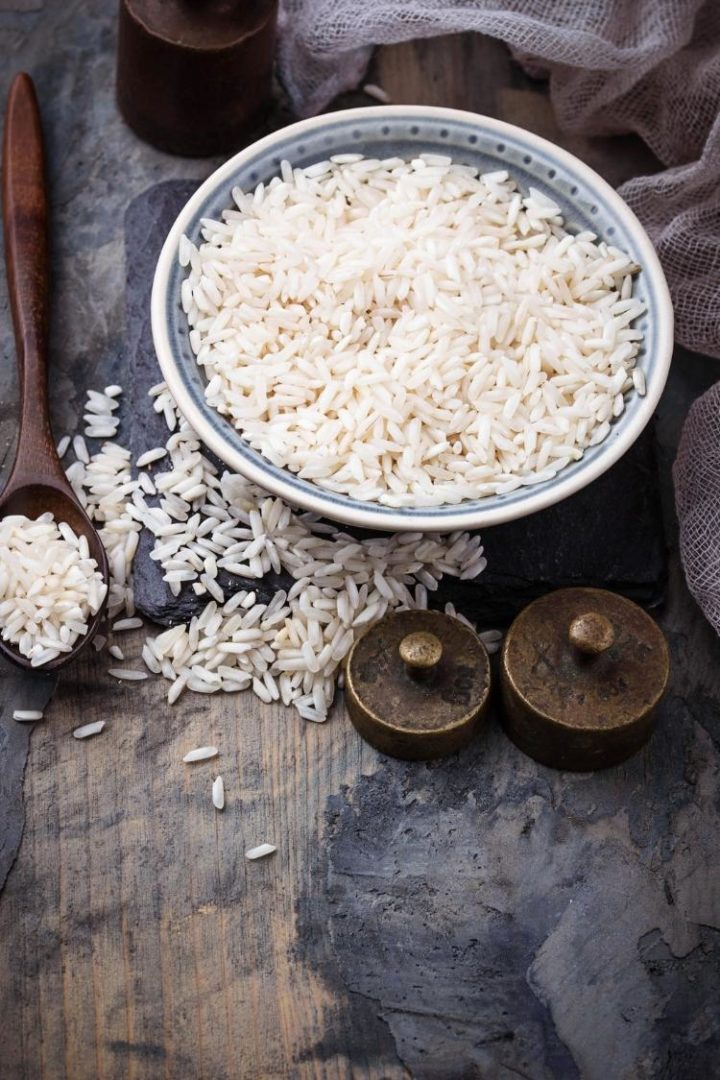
[151,106,673,533]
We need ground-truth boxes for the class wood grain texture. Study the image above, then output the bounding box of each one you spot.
[375,32,515,116]
[0,637,401,1080]
[0,71,109,669]
[2,72,49,407]
[0,20,719,1080]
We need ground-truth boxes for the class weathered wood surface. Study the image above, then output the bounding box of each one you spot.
[1,9,719,1079]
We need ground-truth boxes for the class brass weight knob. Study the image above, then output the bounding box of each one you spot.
[345,610,491,761]
[399,631,443,681]
[568,612,615,655]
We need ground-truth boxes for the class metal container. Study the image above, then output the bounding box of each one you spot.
[116,0,278,157]
[345,610,491,761]
[500,587,670,771]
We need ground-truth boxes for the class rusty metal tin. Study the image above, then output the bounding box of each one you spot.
[500,587,670,771]
[345,610,491,760]
[116,0,278,157]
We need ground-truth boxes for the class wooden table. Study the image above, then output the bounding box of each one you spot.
[2,11,720,1079]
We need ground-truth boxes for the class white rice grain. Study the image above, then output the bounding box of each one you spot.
[73,435,89,464]
[245,843,276,860]
[363,83,392,104]
[73,720,105,739]
[112,617,143,631]
[183,745,218,762]
[108,668,148,681]
[137,447,168,468]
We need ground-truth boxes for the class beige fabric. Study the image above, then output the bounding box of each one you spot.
[674,382,720,633]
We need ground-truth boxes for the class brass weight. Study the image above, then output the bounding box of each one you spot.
[500,587,670,771]
[344,610,491,760]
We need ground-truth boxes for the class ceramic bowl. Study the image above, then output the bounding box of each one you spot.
[151,106,673,533]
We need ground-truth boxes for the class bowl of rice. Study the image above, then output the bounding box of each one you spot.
[151,106,673,533]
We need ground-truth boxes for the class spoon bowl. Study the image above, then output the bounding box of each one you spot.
[0,73,109,671]
[0,482,110,671]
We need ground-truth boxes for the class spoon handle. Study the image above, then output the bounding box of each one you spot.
[2,72,58,485]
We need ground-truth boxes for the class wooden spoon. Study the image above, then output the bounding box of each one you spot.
[0,73,109,670]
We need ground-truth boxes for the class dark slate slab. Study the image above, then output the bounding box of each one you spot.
[125,182,293,623]
[126,181,666,627]
[0,662,57,893]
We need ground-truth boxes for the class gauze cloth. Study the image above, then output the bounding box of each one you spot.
[674,382,720,634]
